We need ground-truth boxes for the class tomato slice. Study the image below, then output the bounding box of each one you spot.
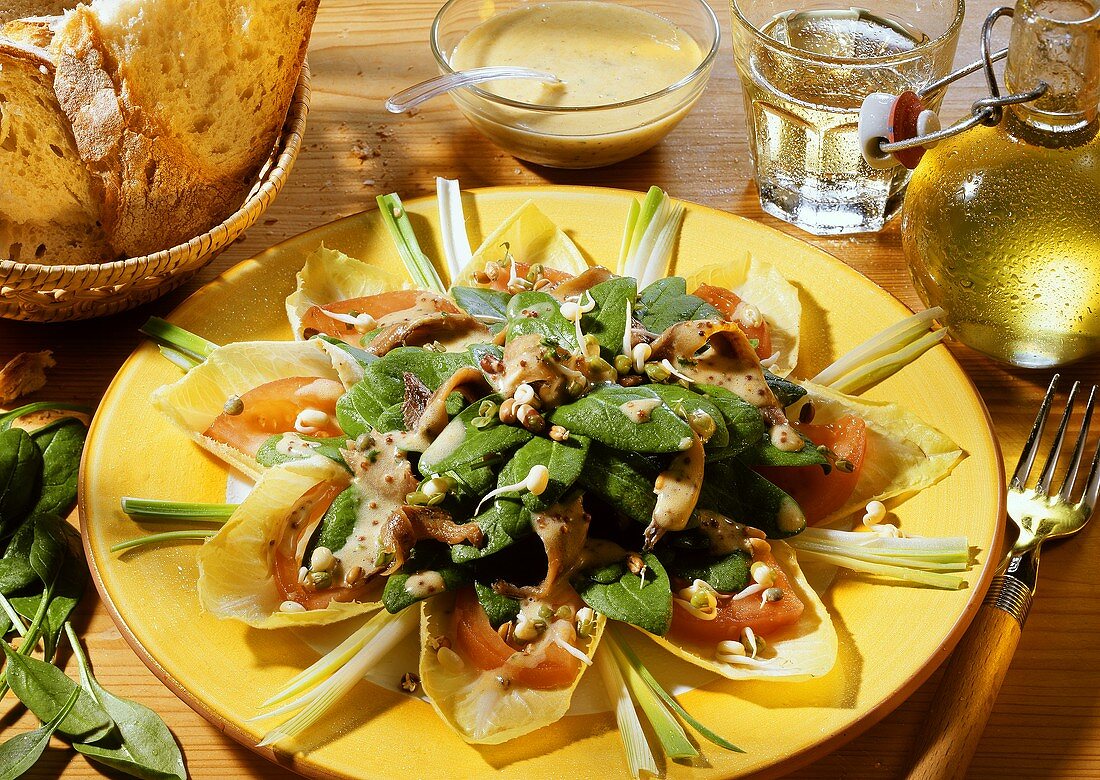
[758,415,868,524]
[301,290,425,339]
[669,548,803,643]
[692,284,773,361]
[483,263,574,292]
[452,588,581,690]
[204,376,345,457]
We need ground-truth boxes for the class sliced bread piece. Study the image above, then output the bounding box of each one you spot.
[1,15,59,48]
[52,0,318,257]
[0,39,110,263]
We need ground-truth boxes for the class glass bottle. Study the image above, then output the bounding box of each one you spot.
[902,0,1100,367]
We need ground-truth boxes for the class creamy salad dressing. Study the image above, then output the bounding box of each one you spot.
[619,397,662,423]
[447,1,706,167]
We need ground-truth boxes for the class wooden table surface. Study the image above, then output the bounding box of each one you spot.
[5,0,1099,777]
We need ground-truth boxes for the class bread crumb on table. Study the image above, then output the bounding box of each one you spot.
[0,350,55,404]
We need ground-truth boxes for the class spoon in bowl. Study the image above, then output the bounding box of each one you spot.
[386,66,562,113]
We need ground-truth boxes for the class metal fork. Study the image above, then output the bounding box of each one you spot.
[909,375,1100,780]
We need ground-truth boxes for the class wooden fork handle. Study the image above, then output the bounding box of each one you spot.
[907,573,1033,780]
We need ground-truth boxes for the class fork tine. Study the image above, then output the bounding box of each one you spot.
[1036,381,1080,495]
[1011,374,1060,490]
[1083,411,1100,513]
[1060,384,1097,501]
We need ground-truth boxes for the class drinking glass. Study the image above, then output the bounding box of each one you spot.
[729,0,963,235]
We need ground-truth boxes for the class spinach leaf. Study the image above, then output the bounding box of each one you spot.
[765,371,807,408]
[255,433,349,470]
[516,434,590,512]
[695,385,766,455]
[0,428,43,532]
[574,552,672,635]
[451,499,528,564]
[451,287,512,322]
[419,397,532,499]
[647,385,730,449]
[382,542,470,614]
[65,624,186,780]
[742,436,830,469]
[0,688,79,780]
[550,384,694,454]
[335,348,476,436]
[29,514,66,585]
[313,486,361,555]
[474,582,520,629]
[311,334,379,369]
[505,291,578,351]
[26,420,85,520]
[0,518,37,595]
[636,277,720,335]
[578,445,658,525]
[661,548,751,593]
[1,640,113,741]
[10,560,83,663]
[698,458,806,538]
[582,277,637,358]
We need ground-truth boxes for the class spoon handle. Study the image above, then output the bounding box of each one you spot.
[386,67,560,113]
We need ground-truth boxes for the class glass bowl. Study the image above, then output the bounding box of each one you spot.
[431,0,720,169]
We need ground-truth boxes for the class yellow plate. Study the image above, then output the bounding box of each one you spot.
[80,186,1004,779]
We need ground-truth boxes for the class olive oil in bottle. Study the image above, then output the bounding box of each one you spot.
[902,0,1100,367]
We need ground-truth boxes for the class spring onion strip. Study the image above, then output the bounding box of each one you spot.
[623,187,665,278]
[121,497,237,522]
[789,548,967,589]
[611,630,743,753]
[255,607,418,747]
[436,177,472,283]
[158,346,199,371]
[140,317,218,363]
[377,193,446,294]
[617,199,641,274]
[258,606,390,708]
[0,402,92,431]
[110,530,217,553]
[812,307,945,389]
[796,527,970,559]
[639,204,685,290]
[828,329,949,395]
[0,593,27,637]
[607,636,697,760]
[595,642,659,779]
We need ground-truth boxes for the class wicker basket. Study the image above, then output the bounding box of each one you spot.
[0,65,311,323]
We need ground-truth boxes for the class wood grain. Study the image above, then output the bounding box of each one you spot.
[5,0,1100,777]
[909,601,1025,780]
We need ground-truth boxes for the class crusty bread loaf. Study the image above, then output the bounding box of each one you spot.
[0,39,110,263]
[51,0,319,257]
[0,1,72,24]
[1,15,58,47]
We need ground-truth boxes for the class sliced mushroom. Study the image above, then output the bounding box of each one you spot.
[400,365,490,452]
[376,505,484,576]
[644,433,705,550]
[492,333,588,409]
[548,266,615,300]
[492,492,589,600]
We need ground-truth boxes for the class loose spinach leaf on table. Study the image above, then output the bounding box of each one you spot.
[0,688,79,780]
[335,348,476,436]
[10,560,84,662]
[550,384,693,454]
[578,445,658,526]
[574,552,672,635]
[582,277,637,358]
[0,428,43,533]
[27,420,85,520]
[255,433,349,470]
[0,518,37,595]
[504,291,578,351]
[1,640,113,741]
[64,624,186,780]
[382,542,470,614]
[636,277,720,335]
[474,581,520,629]
[698,458,806,538]
[29,514,67,585]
